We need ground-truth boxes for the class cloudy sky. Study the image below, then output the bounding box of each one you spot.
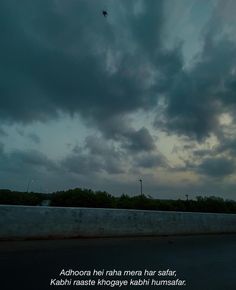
[1,0,236,199]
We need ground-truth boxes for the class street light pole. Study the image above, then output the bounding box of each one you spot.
[139,179,143,196]
[26,179,34,193]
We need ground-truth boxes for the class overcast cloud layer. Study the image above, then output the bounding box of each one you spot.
[1,0,236,199]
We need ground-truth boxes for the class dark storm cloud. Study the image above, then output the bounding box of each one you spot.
[154,0,236,142]
[62,131,169,176]
[193,149,214,158]
[3,0,236,197]
[0,147,58,173]
[62,135,125,175]
[85,135,125,174]
[197,157,235,178]
[134,152,168,168]
[0,0,182,141]
[27,133,41,144]
[0,143,4,154]
[216,138,236,155]
[62,154,104,175]
[94,115,157,152]
[0,128,7,136]
[170,135,236,179]
[2,0,236,143]
[16,129,24,137]
[155,36,236,141]
[127,0,164,56]
[119,127,156,153]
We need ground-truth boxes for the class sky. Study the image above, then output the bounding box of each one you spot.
[1,0,236,199]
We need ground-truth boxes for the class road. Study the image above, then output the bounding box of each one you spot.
[0,234,236,290]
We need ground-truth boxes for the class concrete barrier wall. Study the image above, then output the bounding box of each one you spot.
[1,205,236,240]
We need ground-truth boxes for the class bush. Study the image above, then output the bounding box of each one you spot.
[0,189,42,205]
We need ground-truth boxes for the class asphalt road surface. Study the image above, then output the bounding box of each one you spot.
[1,234,236,290]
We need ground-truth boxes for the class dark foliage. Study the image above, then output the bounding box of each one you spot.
[1,187,236,214]
[50,188,115,208]
[0,189,47,206]
[50,188,236,214]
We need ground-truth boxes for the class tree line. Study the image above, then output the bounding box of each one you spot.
[0,188,236,214]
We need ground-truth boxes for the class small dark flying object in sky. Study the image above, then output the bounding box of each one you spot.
[102,10,108,17]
